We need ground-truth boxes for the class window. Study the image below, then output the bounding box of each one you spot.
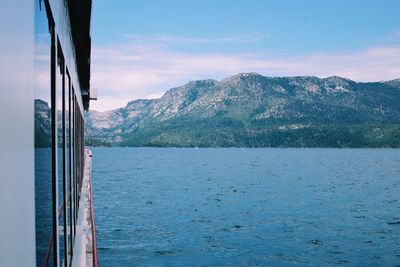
[34,1,53,265]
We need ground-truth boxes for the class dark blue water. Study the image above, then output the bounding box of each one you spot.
[91,148,400,266]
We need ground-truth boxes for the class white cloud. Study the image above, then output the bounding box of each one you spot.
[119,33,268,45]
[380,30,400,44]
[90,36,400,111]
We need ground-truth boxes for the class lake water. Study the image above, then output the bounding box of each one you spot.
[91,148,400,266]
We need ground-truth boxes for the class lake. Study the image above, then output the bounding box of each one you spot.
[90,147,400,266]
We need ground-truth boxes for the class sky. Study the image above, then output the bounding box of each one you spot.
[89,0,400,111]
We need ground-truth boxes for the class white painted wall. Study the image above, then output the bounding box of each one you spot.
[0,0,36,266]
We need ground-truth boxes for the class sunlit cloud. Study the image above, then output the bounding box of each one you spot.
[90,32,400,112]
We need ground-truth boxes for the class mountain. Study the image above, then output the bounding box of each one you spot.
[35,99,51,147]
[37,73,400,147]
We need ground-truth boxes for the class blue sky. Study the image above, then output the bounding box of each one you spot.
[89,0,400,111]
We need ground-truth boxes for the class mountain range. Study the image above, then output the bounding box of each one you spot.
[36,73,400,148]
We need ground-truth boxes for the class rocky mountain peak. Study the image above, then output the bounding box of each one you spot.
[35,99,50,110]
[70,73,400,147]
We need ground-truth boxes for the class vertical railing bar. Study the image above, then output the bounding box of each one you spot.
[50,23,59,267]
[60,42,68,267]
[67,71,74,263]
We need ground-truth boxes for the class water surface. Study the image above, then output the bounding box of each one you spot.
[91,148,400,266]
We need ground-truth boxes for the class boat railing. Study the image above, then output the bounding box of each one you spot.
[42,149,98,267]
[88,150,98,267]
[43,200,64,267]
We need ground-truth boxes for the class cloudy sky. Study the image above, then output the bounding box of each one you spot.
[89,0,400,111]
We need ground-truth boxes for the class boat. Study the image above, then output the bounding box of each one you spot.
[0,0,96,266]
